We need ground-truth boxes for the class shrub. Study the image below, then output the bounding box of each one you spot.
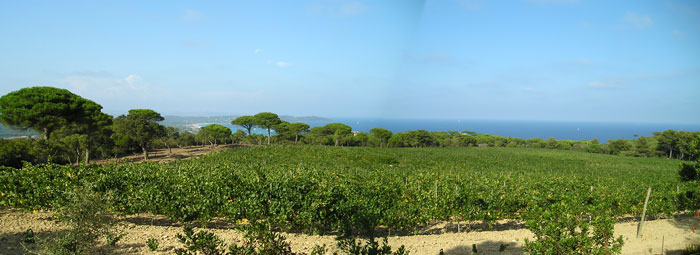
[336,236,408,255]
[524,204,624,255]
[175,224,227,255]
[147,237,160,251]
[228,222,301,255]
[31,185,118,255]
[680,162,699,182]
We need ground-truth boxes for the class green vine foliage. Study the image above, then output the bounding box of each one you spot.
[1,146,696,235]
[524,203,624,255]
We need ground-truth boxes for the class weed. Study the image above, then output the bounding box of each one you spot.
[147,237,160,251]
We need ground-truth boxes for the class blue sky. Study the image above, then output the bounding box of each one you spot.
[1,0,698,123]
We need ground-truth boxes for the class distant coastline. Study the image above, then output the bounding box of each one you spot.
[3,117,699,142]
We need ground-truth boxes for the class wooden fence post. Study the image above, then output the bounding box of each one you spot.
[637,187,652,238]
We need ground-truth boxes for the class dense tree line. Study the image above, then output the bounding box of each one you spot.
[1,86,699,168]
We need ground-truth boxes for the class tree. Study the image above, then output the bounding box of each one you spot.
[634,136,652,157]
[0,138,39,168]
[606,139,632,155]
[231,116,256,135]
[0,87,113,164]
[272,121,293,143]
[199,124,232,148]
[290,122,310,144]
[159,126,180,155]
[253,112,281,145]
[113,109,166,160]
[0,87,104,139]
[324,123,352,146]
[408,130,437,147]
[370,128,392,148]
[655,130,679,159]
[546,137,559,149]
[231,130,247,144]
[462,130,477,136]
[177,132,197,147]
[308,126,330,145]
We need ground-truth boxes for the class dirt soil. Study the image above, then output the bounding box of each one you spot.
[1,209,698,255]
[93,144,245,164]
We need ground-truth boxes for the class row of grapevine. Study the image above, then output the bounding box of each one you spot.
[1,146,698,234]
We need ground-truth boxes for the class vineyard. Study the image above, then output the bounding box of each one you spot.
[1,145,698,235]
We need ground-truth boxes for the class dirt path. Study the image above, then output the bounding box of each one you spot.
[1,210,698,254]
[92,144,246,164]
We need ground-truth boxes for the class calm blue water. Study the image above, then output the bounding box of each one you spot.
[221,119,700,143]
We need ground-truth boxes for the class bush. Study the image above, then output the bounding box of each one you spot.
[228,222,302,255]
[30,185,118,255]
[0,138,36,168]
[175,224,227,255]
[337,236,408,255]
[147,237,160,251]
[524,204,624,255]
[680,162,699,182]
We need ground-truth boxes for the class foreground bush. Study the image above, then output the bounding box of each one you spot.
[524,203,624,255]
[28,185,119,255]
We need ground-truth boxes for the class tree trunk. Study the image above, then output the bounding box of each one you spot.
[75,148,81,165]
[84,148,90,165]
[335,138,339,146]
[295,134,299,144]
[669,149,673,159]
[267,128,271,145]
[141,145,149,160]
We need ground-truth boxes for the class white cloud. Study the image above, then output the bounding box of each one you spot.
[587,81,624,89]
[275,61,292,68]
[124,74,141,85]
[672,29,685,40]
[623,12,653,29]
[255,49,264,54]
[57,72,146,95]
[182,9,203,21]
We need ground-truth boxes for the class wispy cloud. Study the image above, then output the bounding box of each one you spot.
[622,12,653,29]
[521,87,536,93]
[57,72,146,94]
[183,40,208,48]
[275,61,292,68]
[182,9,203,21]
[578,21,591,30]
[587,81,625,89]
[255,49,264,54]
[339,1,369,17]
[672,29,685,40]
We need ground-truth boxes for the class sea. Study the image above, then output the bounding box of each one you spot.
[222,118,700,143]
